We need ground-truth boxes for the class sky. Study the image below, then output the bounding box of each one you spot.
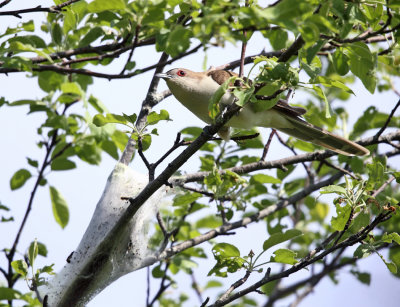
[1,1,400,307]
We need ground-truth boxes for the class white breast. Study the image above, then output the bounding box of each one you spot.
[166,75,280,129]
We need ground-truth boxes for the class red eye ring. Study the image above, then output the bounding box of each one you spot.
[177,70,186,77]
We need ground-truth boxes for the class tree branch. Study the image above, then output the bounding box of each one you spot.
[0,0,81,18]
[170,130,400,185]
[160,172,344,261]
[208,212,392,307]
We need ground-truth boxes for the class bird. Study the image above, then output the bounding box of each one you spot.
[156,68,370,156]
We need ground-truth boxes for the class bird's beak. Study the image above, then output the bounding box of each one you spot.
[156,73,171,79]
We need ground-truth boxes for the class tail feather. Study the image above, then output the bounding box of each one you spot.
[276,114,369,156]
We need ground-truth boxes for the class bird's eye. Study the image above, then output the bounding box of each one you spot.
[177,70,186,77]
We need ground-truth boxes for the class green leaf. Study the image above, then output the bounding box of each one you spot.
[320,185,346,195]
[346,42,376,93]
[331,204,351,231]
[11,260,28,277]
[332,49,349,75]
[92,113,127,127]
[267,28,288,50]
[147,110,169,125]
[351,270,371,285]
[78,27,104,47]
[173,192,201,206]
[382,232,400,245]
[354,244,374,259]
[271,248,297,265]
[22,20,34,32]
[8,35,46,48]
[51,23,63,45]
[39,264,55,275]
[152,265,165,278]
[213,243,240,258]
[28,239,38,268]
[122,113,137,125]
[312,85,331,118]
[233,86,255,107]
[165,26,191,57]
[205,280,223,289]
[38,71,66,92]
[195,215,221,229]
[208,243,245,277]
[51,158,76,171]
[36,242,48,257]
[10,169,32,190]
[208,76,236,119]
[87,0,126,13]
[76,142,102,165]
[49,186,69,228]
[314,76,354,95]
[61,82,84,98]
[250,174,281,185]
[100,140,119,160]
[377,250,397,274]
[88,95,107,113]
[263,229,303,251]
[27,157,39,168]
[0,287,21,300]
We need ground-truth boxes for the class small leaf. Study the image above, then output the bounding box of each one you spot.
[173,192,201,206]
[11,260,28,277]
[208,76,236,119]
[320,185,346,195]
[213,243,240,258]
[312,85,331,118]
[351,270,371,285]
[147,110,169,125]
[376,250,397,274]
[92,113,127,127]
[382,232,400,245]
[270,248,297,265]
[0,287,21,300]
[28,239,38,267]
[354,244,374,259]
[250,174,281,185]
[87,0,126,12]
[233,86,254,107]
[10,169,31,190]
[331,203,351,231]
[314,76,354,95]
[27,157,39,167]
[263,229,303,251]
[51,158,76,171]
[122,113,137,125]
[49,186,69,228]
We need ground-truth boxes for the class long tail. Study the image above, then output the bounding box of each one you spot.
[275,113,369,156]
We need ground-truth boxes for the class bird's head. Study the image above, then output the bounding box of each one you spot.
[156,68,208,94]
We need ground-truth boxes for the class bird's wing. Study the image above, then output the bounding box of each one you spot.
[208,70,306,116]
[207,70,368,155]
[207,70,237,85]
[273,100,307,117]
[275,112,369,156]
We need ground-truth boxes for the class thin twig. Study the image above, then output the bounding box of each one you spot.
[322,161,357,179]
[120,24,141,75]
[0,0,12,9]
[261,129,276,160]
[215,270,251,304]
[0,0,81,17]
[371,176,396,198]
[275,131,315,183]
[172,130,400,185]
[373,98,400,141]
